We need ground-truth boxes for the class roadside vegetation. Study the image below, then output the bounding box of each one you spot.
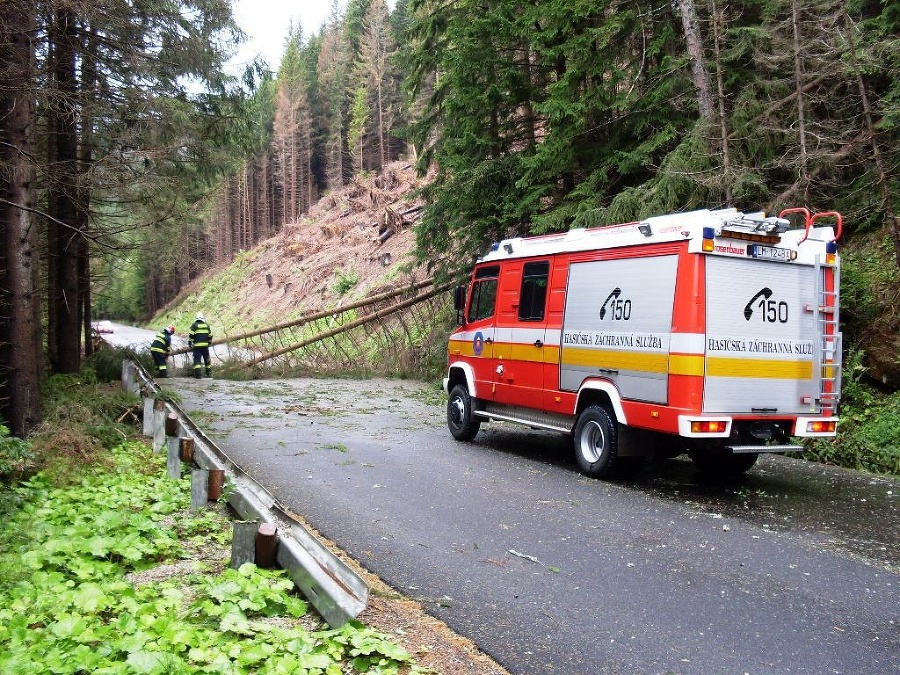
[0,365,423,674]
[798,235,900,477]
[804,348,900,475]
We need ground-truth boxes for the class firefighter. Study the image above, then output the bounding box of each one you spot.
[189,312,213,379]
[150,325,175,378]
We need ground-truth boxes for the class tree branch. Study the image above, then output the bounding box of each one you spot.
[0,198,118,250]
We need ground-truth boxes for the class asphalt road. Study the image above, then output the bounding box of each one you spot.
[170,376,899,675]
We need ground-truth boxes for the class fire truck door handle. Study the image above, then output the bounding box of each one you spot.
[484,338,493,344]
[534,340,543,348]
[598,368,618,376]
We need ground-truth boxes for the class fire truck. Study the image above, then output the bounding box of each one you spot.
[443,207,842,478]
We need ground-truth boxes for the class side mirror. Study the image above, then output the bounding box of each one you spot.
[453,285,467,325]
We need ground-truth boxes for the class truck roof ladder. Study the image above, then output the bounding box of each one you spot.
[812,256,841,414]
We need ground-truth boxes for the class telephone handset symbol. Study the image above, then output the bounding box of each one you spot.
[599,288,622,320]
[744,287,773,320]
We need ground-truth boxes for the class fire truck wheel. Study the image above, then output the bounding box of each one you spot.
[573,405,618,478]
[689,450,759,476]
[447,384,481,441]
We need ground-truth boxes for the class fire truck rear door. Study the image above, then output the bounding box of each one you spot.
[704,257,817,414]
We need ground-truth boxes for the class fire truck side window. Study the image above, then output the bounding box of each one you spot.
[468,266,500,322]
[518,261,550,321]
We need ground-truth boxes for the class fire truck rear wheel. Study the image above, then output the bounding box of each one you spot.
[447,384,481,441]
[573,405,618,478]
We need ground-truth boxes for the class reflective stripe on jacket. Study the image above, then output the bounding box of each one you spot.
[189,320,212,348]
[150,331,171,354]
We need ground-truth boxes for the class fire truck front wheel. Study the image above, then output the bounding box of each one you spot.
[573,405,619,479]
[447,384,482,441]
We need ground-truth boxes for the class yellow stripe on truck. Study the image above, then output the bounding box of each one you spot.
[499,343,560,363]
[452,339,562,364]
[456,340,812,382]
[706,356,812,379]
[668,354,705,377]
[561,348,668,374]
[448,338,472,356]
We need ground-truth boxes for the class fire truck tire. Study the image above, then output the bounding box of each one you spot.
[447,384,481,441]
[690,450,759,476]
[573,405,618,478]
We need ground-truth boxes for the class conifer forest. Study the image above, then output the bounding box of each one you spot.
[1,0,899,434]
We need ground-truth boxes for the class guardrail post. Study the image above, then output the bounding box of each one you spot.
[230,522,279,569]
[255,522,278,568]
[179,437,194,463]
[142,398,154,436]
[164,414,182,478]
[124,360,143,395]
[190,469,209,509]
[152,399,166,452]
[207,468,225,501]
[231,521,258,568]
[121,359,141,395]
[165,413,179,438]
[121,360,131,392]
[166,437,181,479]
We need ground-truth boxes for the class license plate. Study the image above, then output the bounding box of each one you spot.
[749,244,794,262]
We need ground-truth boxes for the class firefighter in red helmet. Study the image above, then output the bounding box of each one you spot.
[150,325,175,378]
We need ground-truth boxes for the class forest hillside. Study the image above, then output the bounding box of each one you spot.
[153,158,900,395]
[151,162,435,339]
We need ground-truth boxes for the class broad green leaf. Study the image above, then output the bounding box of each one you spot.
[49,613,84,638]
[126,649,167,673]
[295,652,334,669]
[73,582,109,612]
[236,641,276,665]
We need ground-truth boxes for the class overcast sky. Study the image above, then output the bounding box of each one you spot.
[227,0,343,73]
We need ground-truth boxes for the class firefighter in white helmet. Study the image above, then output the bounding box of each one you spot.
[189,312,213,379]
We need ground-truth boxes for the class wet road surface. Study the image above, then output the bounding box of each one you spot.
[173,376,899,675]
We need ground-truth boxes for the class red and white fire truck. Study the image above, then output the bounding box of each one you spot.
[443,207,842,478]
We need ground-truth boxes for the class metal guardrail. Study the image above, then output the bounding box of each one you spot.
[122,359,368,627]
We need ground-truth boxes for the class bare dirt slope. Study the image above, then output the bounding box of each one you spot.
[176,162,434,334]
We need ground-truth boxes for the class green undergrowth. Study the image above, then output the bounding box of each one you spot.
[803,349,900,476]
[0,370,142,484]
[0,441,423,674]
[86,345,154,383]
[0,424,31,477]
